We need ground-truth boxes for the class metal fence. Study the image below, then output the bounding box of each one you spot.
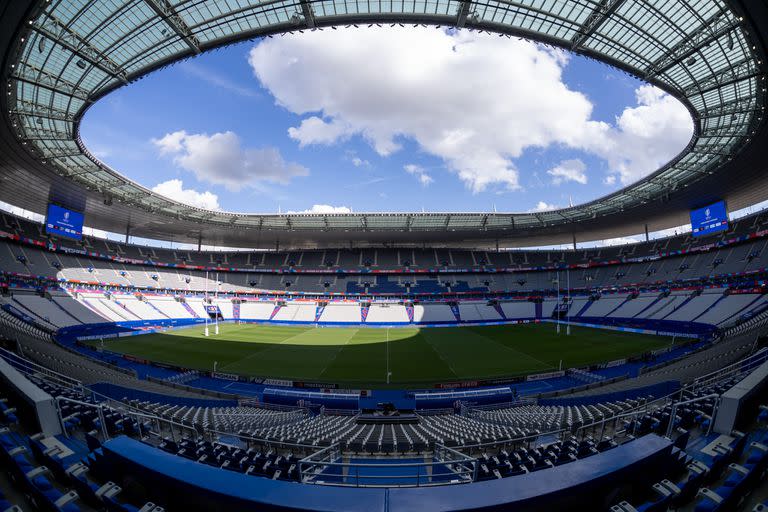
[298,442,477,487]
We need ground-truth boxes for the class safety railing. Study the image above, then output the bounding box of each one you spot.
[210,409,310,430]
[665,393,720,438]
[691,346,768,392]
[55,396,110,440]
[0,346,84,392]
[54,393,203,444]
[298,442,477,487]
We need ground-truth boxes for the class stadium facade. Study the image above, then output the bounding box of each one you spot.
[0,1,768,511]
[0,0,767,248]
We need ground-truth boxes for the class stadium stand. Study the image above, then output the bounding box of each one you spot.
[2,0,768,509]
[7,217,768,508]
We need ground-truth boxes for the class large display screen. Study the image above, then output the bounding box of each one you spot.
[690,201,728,238]
[45,204,84,240]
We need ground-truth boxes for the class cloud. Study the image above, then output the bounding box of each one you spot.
[595,235,644,247]
[152,130,308,191]
[344,176,389,190]
[528,201,559,212]
[289,204,352,214]
[0,201,44,223]
[404,164,433,186]
[89,146,112,159]
[547,159,587,185]
[600,85,693,185]
[603,175,617,186]
[180,62,258,98]
[248,27,691,196]
[289,117,351,147]
[343,150,371,168]
[153,130,186,155]
[151,179,221,210]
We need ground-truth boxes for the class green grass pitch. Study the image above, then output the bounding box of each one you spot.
[88,322,675,387]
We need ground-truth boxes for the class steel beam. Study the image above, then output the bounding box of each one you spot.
[144,0,201,54]
[33,12,128,83]
[570,0,628,51]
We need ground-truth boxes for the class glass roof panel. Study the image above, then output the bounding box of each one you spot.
[6,0,763,238]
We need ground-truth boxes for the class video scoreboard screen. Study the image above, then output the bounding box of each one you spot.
[45,204,84,240]
[690,201,728,238]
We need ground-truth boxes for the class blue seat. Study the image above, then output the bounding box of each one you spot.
[670,460,709,507]
[633,483,676,512]
[30,473,81,511]
[743,443,768,472]
[756,406,768,424]
[693,488,725,512]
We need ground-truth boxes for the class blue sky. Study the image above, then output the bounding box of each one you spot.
[80,26,693,215]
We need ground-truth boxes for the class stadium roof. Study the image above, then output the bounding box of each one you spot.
[0,0,766,249]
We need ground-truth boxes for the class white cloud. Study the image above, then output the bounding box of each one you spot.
[731,199,768,220]
[603,175,617,186]
[344,150,371,168]
[154,131,186,155]
[596,235,644,247]
[248,27,691,196]
[151,179,221,210]
[528,201,559,212]
[600,85,693,186]
[547,159,587,185]
[83,227,114,240]
[152,130,308,191]
[649,224,690,239]
[289,117,351,147]
[89,146,112,159]
[404,164,433,186]
[180,62,258,98]
[289,204,352,214]
[0,201,44,223]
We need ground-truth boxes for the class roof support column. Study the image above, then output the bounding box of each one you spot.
[645,224,649,242]
[572,234,577,251]
[198,233,202,253]
[299,0,316,28]
[456,0,473,28]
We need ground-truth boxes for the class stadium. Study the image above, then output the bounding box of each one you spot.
[0,0,768,510]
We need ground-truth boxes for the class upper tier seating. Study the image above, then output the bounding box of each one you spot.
[3,208,768,296]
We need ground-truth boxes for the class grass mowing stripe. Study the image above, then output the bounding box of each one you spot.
[317,328,360,380]
[460,327,556,374]
[217,326,327,372]
[87,322,675,387]
[419,327,551,379]
[220,327,353,379]
[415,329,462,381]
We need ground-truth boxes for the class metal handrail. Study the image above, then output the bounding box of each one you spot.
[55,394,198,443]
[205,428,330,451]
[55,396,109,440]
[691,346,768,391]
[464,398,537,412]
[665,393,720,438]
[569,392,682,440]
[0,346,84,392]
[298,442,477,487]
[2,309,765,470]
